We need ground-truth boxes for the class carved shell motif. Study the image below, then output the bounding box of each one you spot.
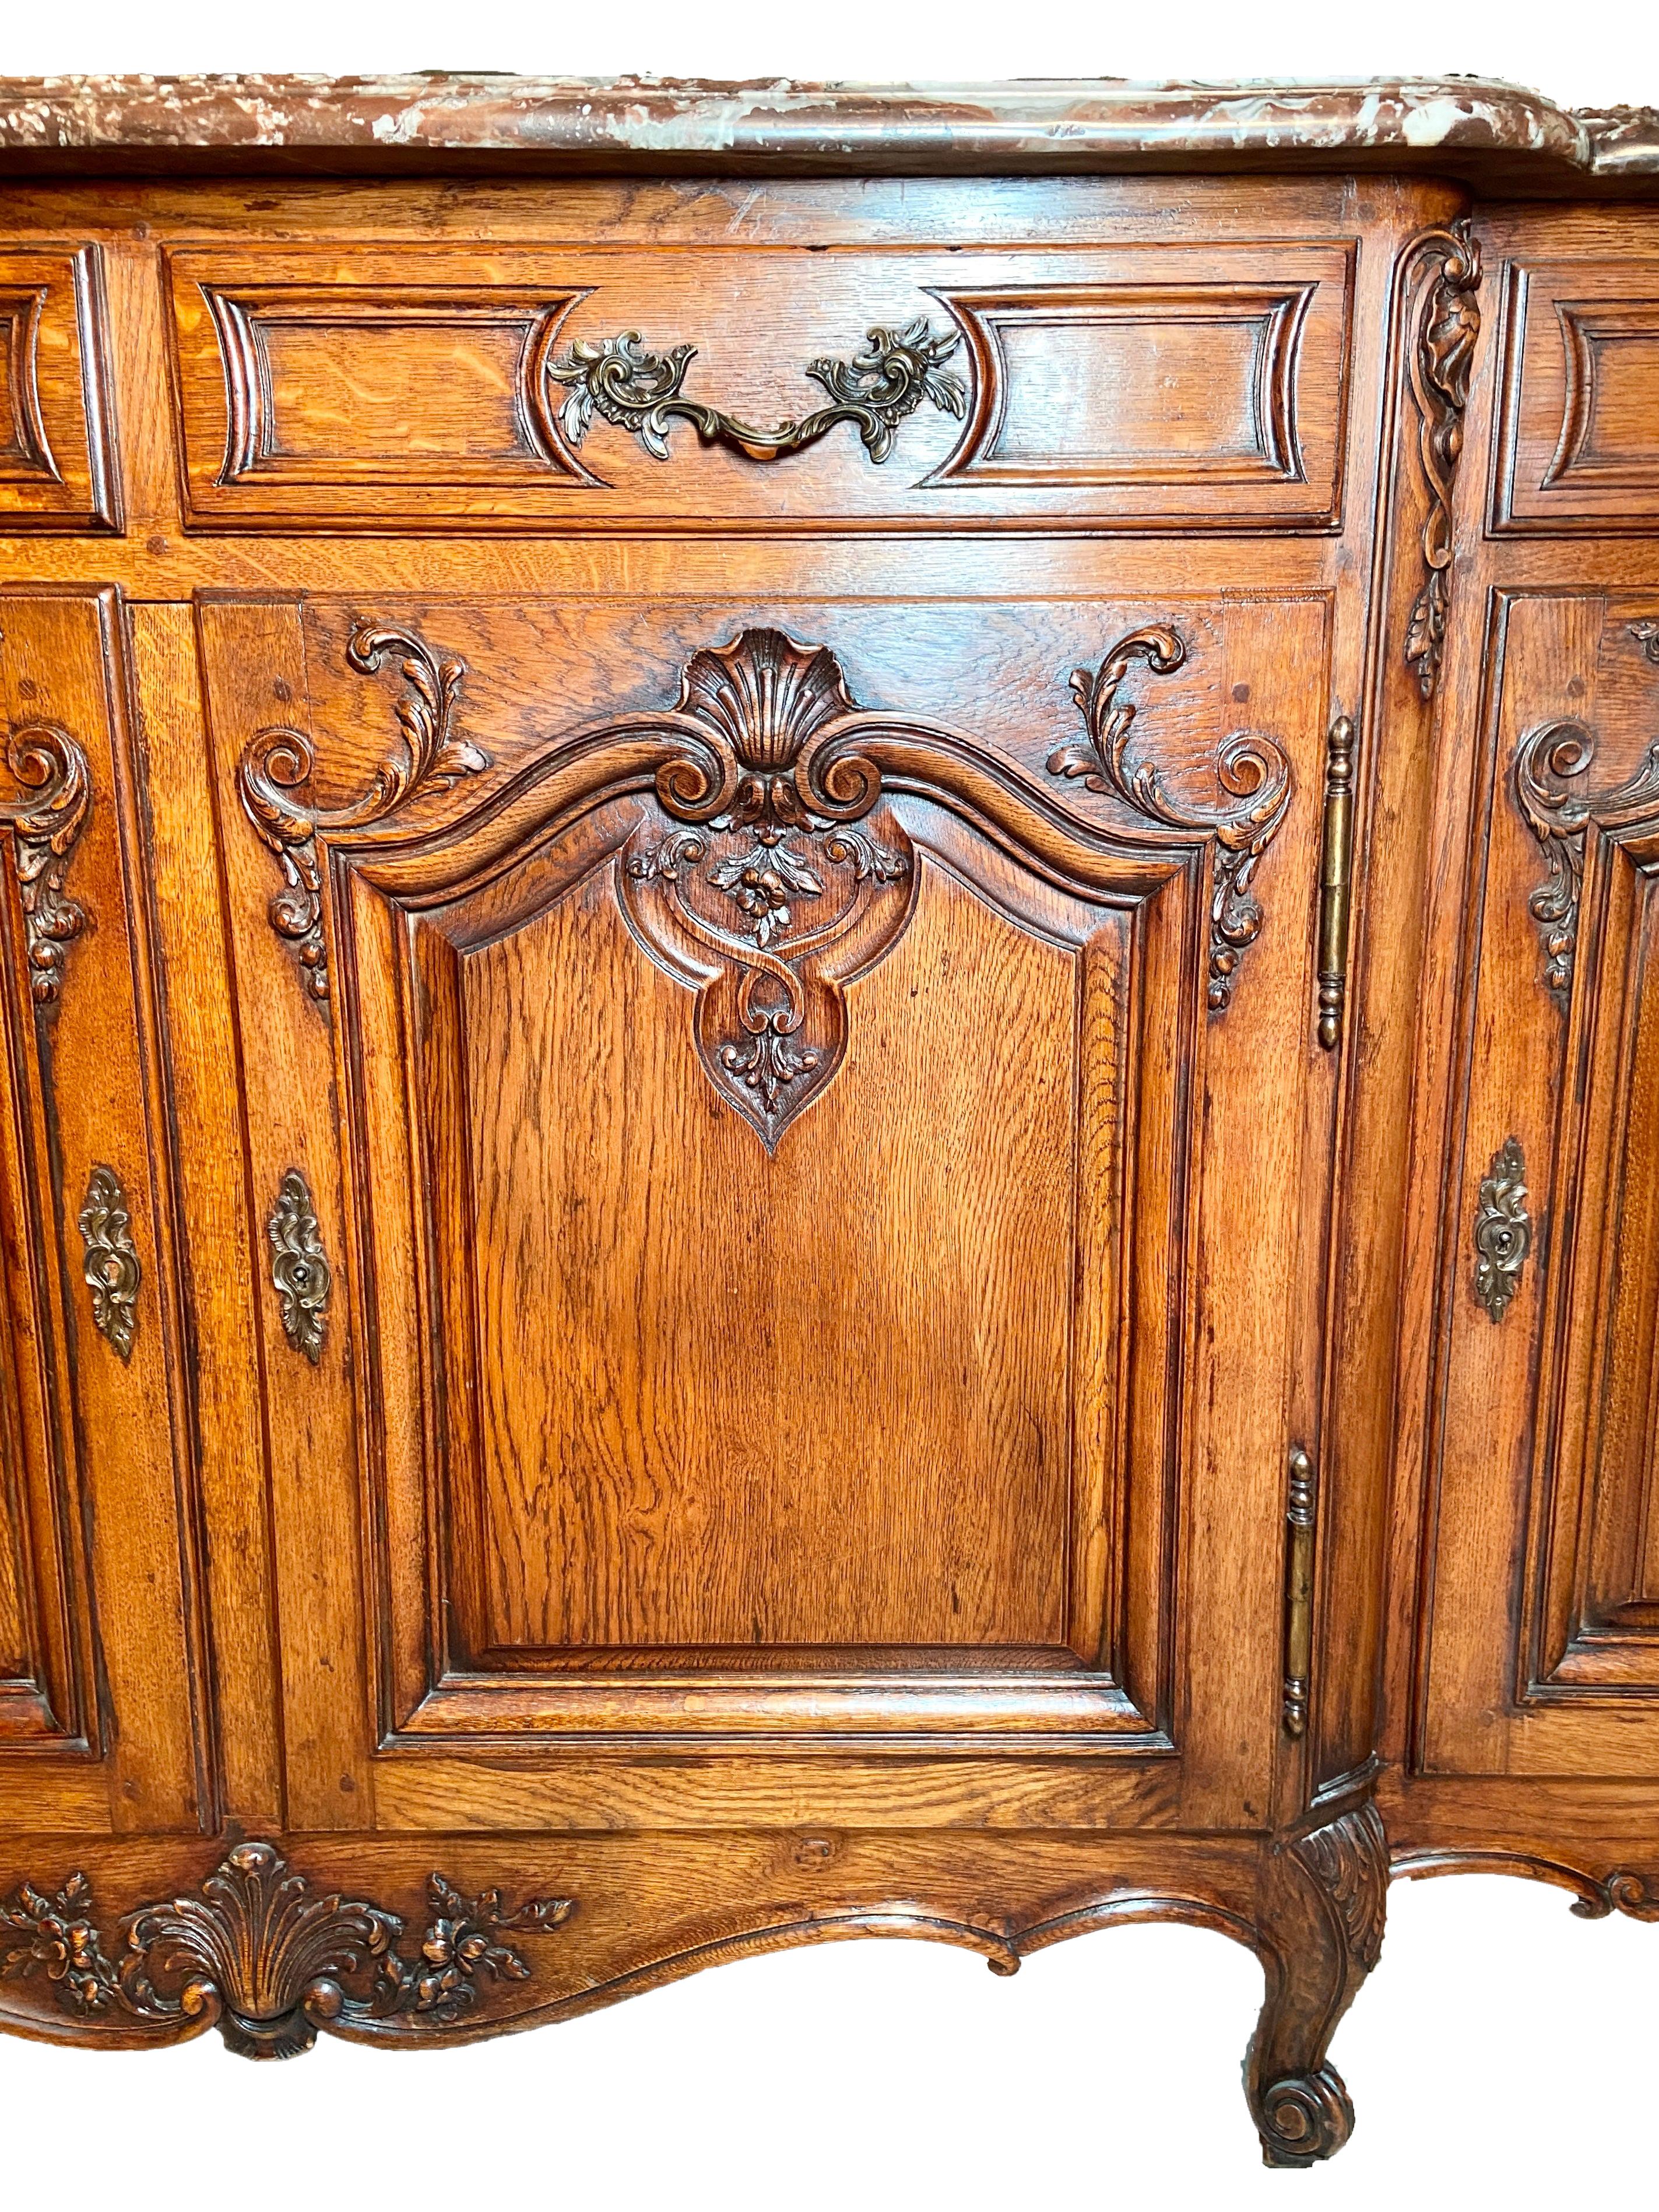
[0,1842,574,2059]
[620,629,914,1152]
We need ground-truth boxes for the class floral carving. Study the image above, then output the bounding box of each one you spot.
[238,623,490,1007]
[1513,715,1659,999]
[1403,220,1482,699]
[545,316,966,466]
[0,721,91,1006]
[77,1164,141,1361]
[618,629,915,1150]
[267,1170,331,1363]
[0,1842,572,2059]
[1472,1136,1531,1323]
[1049,625,1293,1011]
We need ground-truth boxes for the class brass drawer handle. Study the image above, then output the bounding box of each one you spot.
[268,1170,331,1364]
[1472,1136,1531,1322]
[544,317,965,466]
[78,1165,141,1363]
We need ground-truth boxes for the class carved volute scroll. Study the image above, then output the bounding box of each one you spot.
[77,1164,141,1361]
[1514,696,1659,1002]
[0,720,91,1005]
[545,316,966,467]
[1402,219,1482,700]
[618,627,916,1151]
[0,1842,573,2058]
[1048,624,1292,1010]
[238,623,491,1007]
[266,1170,331,1363]
[1472,1136,1531,1323]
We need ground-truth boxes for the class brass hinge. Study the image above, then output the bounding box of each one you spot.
[1282,1445,1318,1737]
[1316,715,1358,1049]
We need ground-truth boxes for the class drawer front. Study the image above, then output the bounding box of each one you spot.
[167,241,1354,534]
[0,247,118,532]
[1493,258,1659,533]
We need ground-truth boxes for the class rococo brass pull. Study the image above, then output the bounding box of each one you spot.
[544,317,966,466]
[267,1169,331,1364]
[1282,1445,1317,1737]
[1472,1136,1531,1322]
[78,1165,141,1363]
[1316,715,1358,1049]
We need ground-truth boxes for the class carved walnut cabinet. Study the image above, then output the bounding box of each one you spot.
[0,73,1655,2164]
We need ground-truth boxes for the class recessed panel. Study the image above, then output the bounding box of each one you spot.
[456,856,1092,1660]
[0,249,117,531]
[1493,262,1659,531]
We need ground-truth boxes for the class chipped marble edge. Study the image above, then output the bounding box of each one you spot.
[0,75,1650,174]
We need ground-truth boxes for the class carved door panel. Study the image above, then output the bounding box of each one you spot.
[200,592,1335,1834]
[1421,590,1659,1776]
[0,589,205,1834]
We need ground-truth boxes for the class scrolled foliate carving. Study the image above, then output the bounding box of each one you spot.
[1403,220,1482,700]
[1049,625,1292,1011]
[0,721,91,1006]
[0,1842,573,2059]
[1569,1870,1659,1921]
[545,316,966,468]
[267,1169,331,1363]
[238,623,490,1007]
[1292,1803,1387,1976]
[1472,1136,1531,1324]
[77,1164,141,1361]
[1513,715,1659,999]
[618,627,915,1151]
[1256,2066,1355,2167]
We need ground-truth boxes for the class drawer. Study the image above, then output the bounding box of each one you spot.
[1493,258,1659,532]
[0,245,118,532]
[166,240,1354,534]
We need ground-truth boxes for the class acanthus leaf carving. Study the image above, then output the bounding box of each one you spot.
[0,720,91,1006]
[1513,713,1659,999]
[1049,624,1292,1011]
[77,1164,141,1361]
[238,623,490,1008]
[1402,220,1482,700]
[0,1841,574,2059]
[1291,1803,1387,1978]
[544,315,966,468]
[617,627,915,1152]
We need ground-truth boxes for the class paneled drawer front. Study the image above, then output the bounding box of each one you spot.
[167,241,1354,533]
[1493,259,1659,532]
[0,247,118,532]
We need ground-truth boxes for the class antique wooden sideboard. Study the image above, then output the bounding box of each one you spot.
[0,72,1656,2162]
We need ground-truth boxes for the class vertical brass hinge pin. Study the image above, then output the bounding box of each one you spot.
[1282,1444,1318,1737]
[1317,715,1358,1049]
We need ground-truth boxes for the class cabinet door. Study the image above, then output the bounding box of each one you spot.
[1421,588,1659,1776]
[0,589,204,1834]
[201,592,1334,1834]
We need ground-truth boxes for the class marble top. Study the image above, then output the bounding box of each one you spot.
[0,75,1652,186]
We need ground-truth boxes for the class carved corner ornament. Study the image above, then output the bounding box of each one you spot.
[619,627,916,1151]
[0,721,91,1006]
[77,1164,141,1361]
[0,1842,573,2057]
[544,315,966,468]
[238,623,490,1008]
[267,1170,331,1363]
[1401,220,1482,700]
[1048,625,1292,1011]
[1513,713,1659,1000]
[1472,1136,1531,1323]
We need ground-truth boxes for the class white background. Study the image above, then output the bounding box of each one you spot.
[6,5,1658,2207]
